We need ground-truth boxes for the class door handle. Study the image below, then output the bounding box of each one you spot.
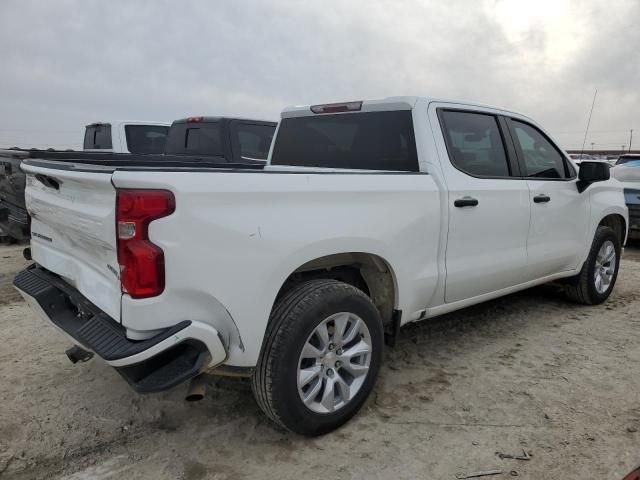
[35,174,60,190]
[454,196,479,208]
[533,194,551,203]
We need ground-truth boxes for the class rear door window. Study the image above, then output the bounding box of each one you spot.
[164,122,223,156]
[124,125,169,154]
[511,120,569,179]
[271,111,419,171]
[438,110,511,177]
[236,123,275,160]
[84,124,112,150]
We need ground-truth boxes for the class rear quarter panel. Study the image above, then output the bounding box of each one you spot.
[112,170,441,367]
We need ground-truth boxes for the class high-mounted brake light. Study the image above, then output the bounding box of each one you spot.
[186,116,203,123]
[310,101,363,114]
[116,189,175,299]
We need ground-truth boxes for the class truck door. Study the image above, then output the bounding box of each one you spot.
[432,107,531,303]
[505,118,590,279]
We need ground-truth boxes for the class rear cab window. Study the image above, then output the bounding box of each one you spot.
[165,121,223,156]
[235,123,276,161]
[84,124,112,150]
[271,111,419,171]
[124,125,169,154]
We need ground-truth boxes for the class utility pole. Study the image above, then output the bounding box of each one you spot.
[590,142,595,152]
[580,89,598,156]
[630,129,634,152]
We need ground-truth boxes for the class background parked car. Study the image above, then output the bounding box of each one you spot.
[611,154,640,238]
[568,153,614,166]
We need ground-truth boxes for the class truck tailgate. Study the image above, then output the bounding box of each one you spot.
[22,162,121,322]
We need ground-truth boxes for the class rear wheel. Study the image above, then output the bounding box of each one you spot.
[565,226,621,304]
[252,279,383,436]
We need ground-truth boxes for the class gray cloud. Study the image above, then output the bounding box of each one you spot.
[0,0,638,149]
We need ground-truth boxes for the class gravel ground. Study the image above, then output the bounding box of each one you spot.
[1,241,640,480]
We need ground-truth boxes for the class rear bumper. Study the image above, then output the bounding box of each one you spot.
[13,265,227,393]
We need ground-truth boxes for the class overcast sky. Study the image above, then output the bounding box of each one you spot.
[0,0,638,150]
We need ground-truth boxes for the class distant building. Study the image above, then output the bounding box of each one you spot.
[566,149,640,156]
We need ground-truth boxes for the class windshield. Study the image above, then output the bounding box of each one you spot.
[236,123,275,160]
[83,124,112,150]
[124,125,169,154]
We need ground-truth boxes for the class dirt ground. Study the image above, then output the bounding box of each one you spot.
[1,242,640,480]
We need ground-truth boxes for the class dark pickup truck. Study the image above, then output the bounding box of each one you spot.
[0,117,276,241]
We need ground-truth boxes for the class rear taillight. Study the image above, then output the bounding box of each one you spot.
[623,466,640,480]
[116,189,175,298]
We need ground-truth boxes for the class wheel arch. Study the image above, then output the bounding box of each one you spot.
[598,213,627,245]
[273,252,399,326]
[576,208,628,272]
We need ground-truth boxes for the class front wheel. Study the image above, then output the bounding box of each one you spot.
[565,225,621,305]
[252,279,383,436]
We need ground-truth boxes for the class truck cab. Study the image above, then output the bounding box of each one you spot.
[164,117,276,163]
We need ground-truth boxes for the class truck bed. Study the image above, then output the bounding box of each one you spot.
[0,149,264,241]
[2,148,265,166]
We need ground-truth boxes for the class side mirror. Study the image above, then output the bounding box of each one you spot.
[577,161,610,193]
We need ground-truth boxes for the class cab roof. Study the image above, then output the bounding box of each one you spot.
[172,116,276,125]
[85,120,171,127]
[281,96,525,119]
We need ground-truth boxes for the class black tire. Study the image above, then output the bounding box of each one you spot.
[252,279,383,436]
[564,226,621,305]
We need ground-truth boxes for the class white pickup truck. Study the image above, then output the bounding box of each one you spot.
[14,97,627,436]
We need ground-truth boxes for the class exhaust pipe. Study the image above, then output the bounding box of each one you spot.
[185,374,206,402]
